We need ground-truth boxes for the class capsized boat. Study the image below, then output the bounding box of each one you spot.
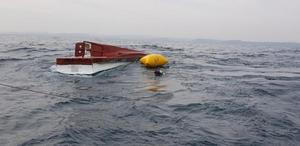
[55,41,147,75]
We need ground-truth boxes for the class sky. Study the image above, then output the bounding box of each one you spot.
[0,0,299,42]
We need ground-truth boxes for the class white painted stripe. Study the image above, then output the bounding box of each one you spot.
[52,62,128,75]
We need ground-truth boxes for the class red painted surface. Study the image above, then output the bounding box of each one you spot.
[57,41,147,65]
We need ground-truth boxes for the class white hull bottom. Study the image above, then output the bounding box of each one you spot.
[53,62,129,75]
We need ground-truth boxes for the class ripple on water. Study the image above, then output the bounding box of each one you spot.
[0,34,299,146]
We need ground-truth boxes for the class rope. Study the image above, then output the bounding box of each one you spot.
[0,82,69,98]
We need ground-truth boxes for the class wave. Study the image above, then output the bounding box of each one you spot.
[1,47,34,53]
[0,57,27,62]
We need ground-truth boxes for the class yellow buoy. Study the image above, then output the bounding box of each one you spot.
[140,54,168,68]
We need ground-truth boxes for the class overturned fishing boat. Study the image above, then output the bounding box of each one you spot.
[55,41,146,75]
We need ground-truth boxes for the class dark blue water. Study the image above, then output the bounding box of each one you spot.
[0,34,300,146]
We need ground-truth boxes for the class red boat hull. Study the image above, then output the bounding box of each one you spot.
[56,57,143,65]
[56,41,146,65]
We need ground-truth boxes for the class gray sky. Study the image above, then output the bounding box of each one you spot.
[0,0,299,42]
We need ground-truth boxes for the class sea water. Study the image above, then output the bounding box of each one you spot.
[0,34,299,146]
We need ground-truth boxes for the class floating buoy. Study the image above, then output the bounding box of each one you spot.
[140,54,168,68]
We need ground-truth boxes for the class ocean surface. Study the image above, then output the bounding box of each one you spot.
[0,34,299,146]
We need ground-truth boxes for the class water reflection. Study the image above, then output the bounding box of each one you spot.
[141,68,167,92]
[145,79,167,92]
